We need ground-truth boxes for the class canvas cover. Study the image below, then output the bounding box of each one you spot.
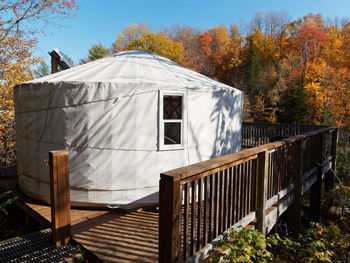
[14,50,244,207]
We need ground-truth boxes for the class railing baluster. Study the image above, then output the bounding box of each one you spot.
[183,183,190,261]
[218,171,223,234]
[237,164,242,221]
[214,173,219,237]
[257,150,269,235]
[203,177,208,246]
[233,165,239,223]
[209,174,214,240]
[228,167,233,227]
[197,178,202,251]
[247,160,251,214]
[244,161,249,216]
[223,169,228,231]
[190,180,197,256]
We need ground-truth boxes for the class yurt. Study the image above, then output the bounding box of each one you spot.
[14,50,244,208]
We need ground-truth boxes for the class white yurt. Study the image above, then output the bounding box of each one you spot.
[14,50,244,208]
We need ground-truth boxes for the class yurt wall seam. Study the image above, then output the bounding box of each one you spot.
[17,134,156,151]
[17,133,229,152]
[15,90,157,114]
[16,84,233,114]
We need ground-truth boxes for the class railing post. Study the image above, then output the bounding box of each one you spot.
[159,174,181,263]
[256,150,268,235]
[49,150,71,246]
[325,128,338,191]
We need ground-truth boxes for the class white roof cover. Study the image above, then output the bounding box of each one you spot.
[27,50,237,91]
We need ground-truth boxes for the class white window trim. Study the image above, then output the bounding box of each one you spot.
[158,90,186,151]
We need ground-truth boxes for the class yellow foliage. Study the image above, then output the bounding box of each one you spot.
[127,33,183,64]
[322,27,344,67]
[305,58,350,127]
[0,35,40,129]
[251,30,279,64]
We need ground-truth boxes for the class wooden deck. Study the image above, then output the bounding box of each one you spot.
[1,172,293,263]
[0,172,158,263]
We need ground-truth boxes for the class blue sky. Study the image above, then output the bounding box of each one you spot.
[35,0,350,64]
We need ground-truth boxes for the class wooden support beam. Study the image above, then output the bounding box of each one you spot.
[325,128,338,191]
[49,150,71,246]
[159,175,181,263]
[256,150,268,235]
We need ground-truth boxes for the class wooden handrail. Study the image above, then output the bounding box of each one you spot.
[243,122,327,127]
[242,122,330,148]
[162,126,336,181]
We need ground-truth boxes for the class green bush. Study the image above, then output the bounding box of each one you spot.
[0,191,17,215]
[215,219,350,262]
[214,227,273,263]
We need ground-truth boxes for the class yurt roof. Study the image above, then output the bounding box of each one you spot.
[27,50,240,92]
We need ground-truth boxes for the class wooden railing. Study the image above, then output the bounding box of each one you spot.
[242,122,327,148]
[159,125,338,263]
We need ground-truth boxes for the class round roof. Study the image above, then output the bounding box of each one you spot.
[28,50,239,91]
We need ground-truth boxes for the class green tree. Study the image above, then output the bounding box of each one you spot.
[277,79,312,124]
[245,39,261,98]
[34,61,50,78]
[88,44,110,61]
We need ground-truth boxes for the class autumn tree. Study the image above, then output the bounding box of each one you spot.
[112,23,151,53]
[0,0,78,41]
[126,33,183,64]
[0,0,78,167]
[162,25,205,71]
[0,34,41,167]
[294,24,328,68]
[197,25,244,85]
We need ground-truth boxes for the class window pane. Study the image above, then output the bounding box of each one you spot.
[163,95,182,119]
[164,122,181,145]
